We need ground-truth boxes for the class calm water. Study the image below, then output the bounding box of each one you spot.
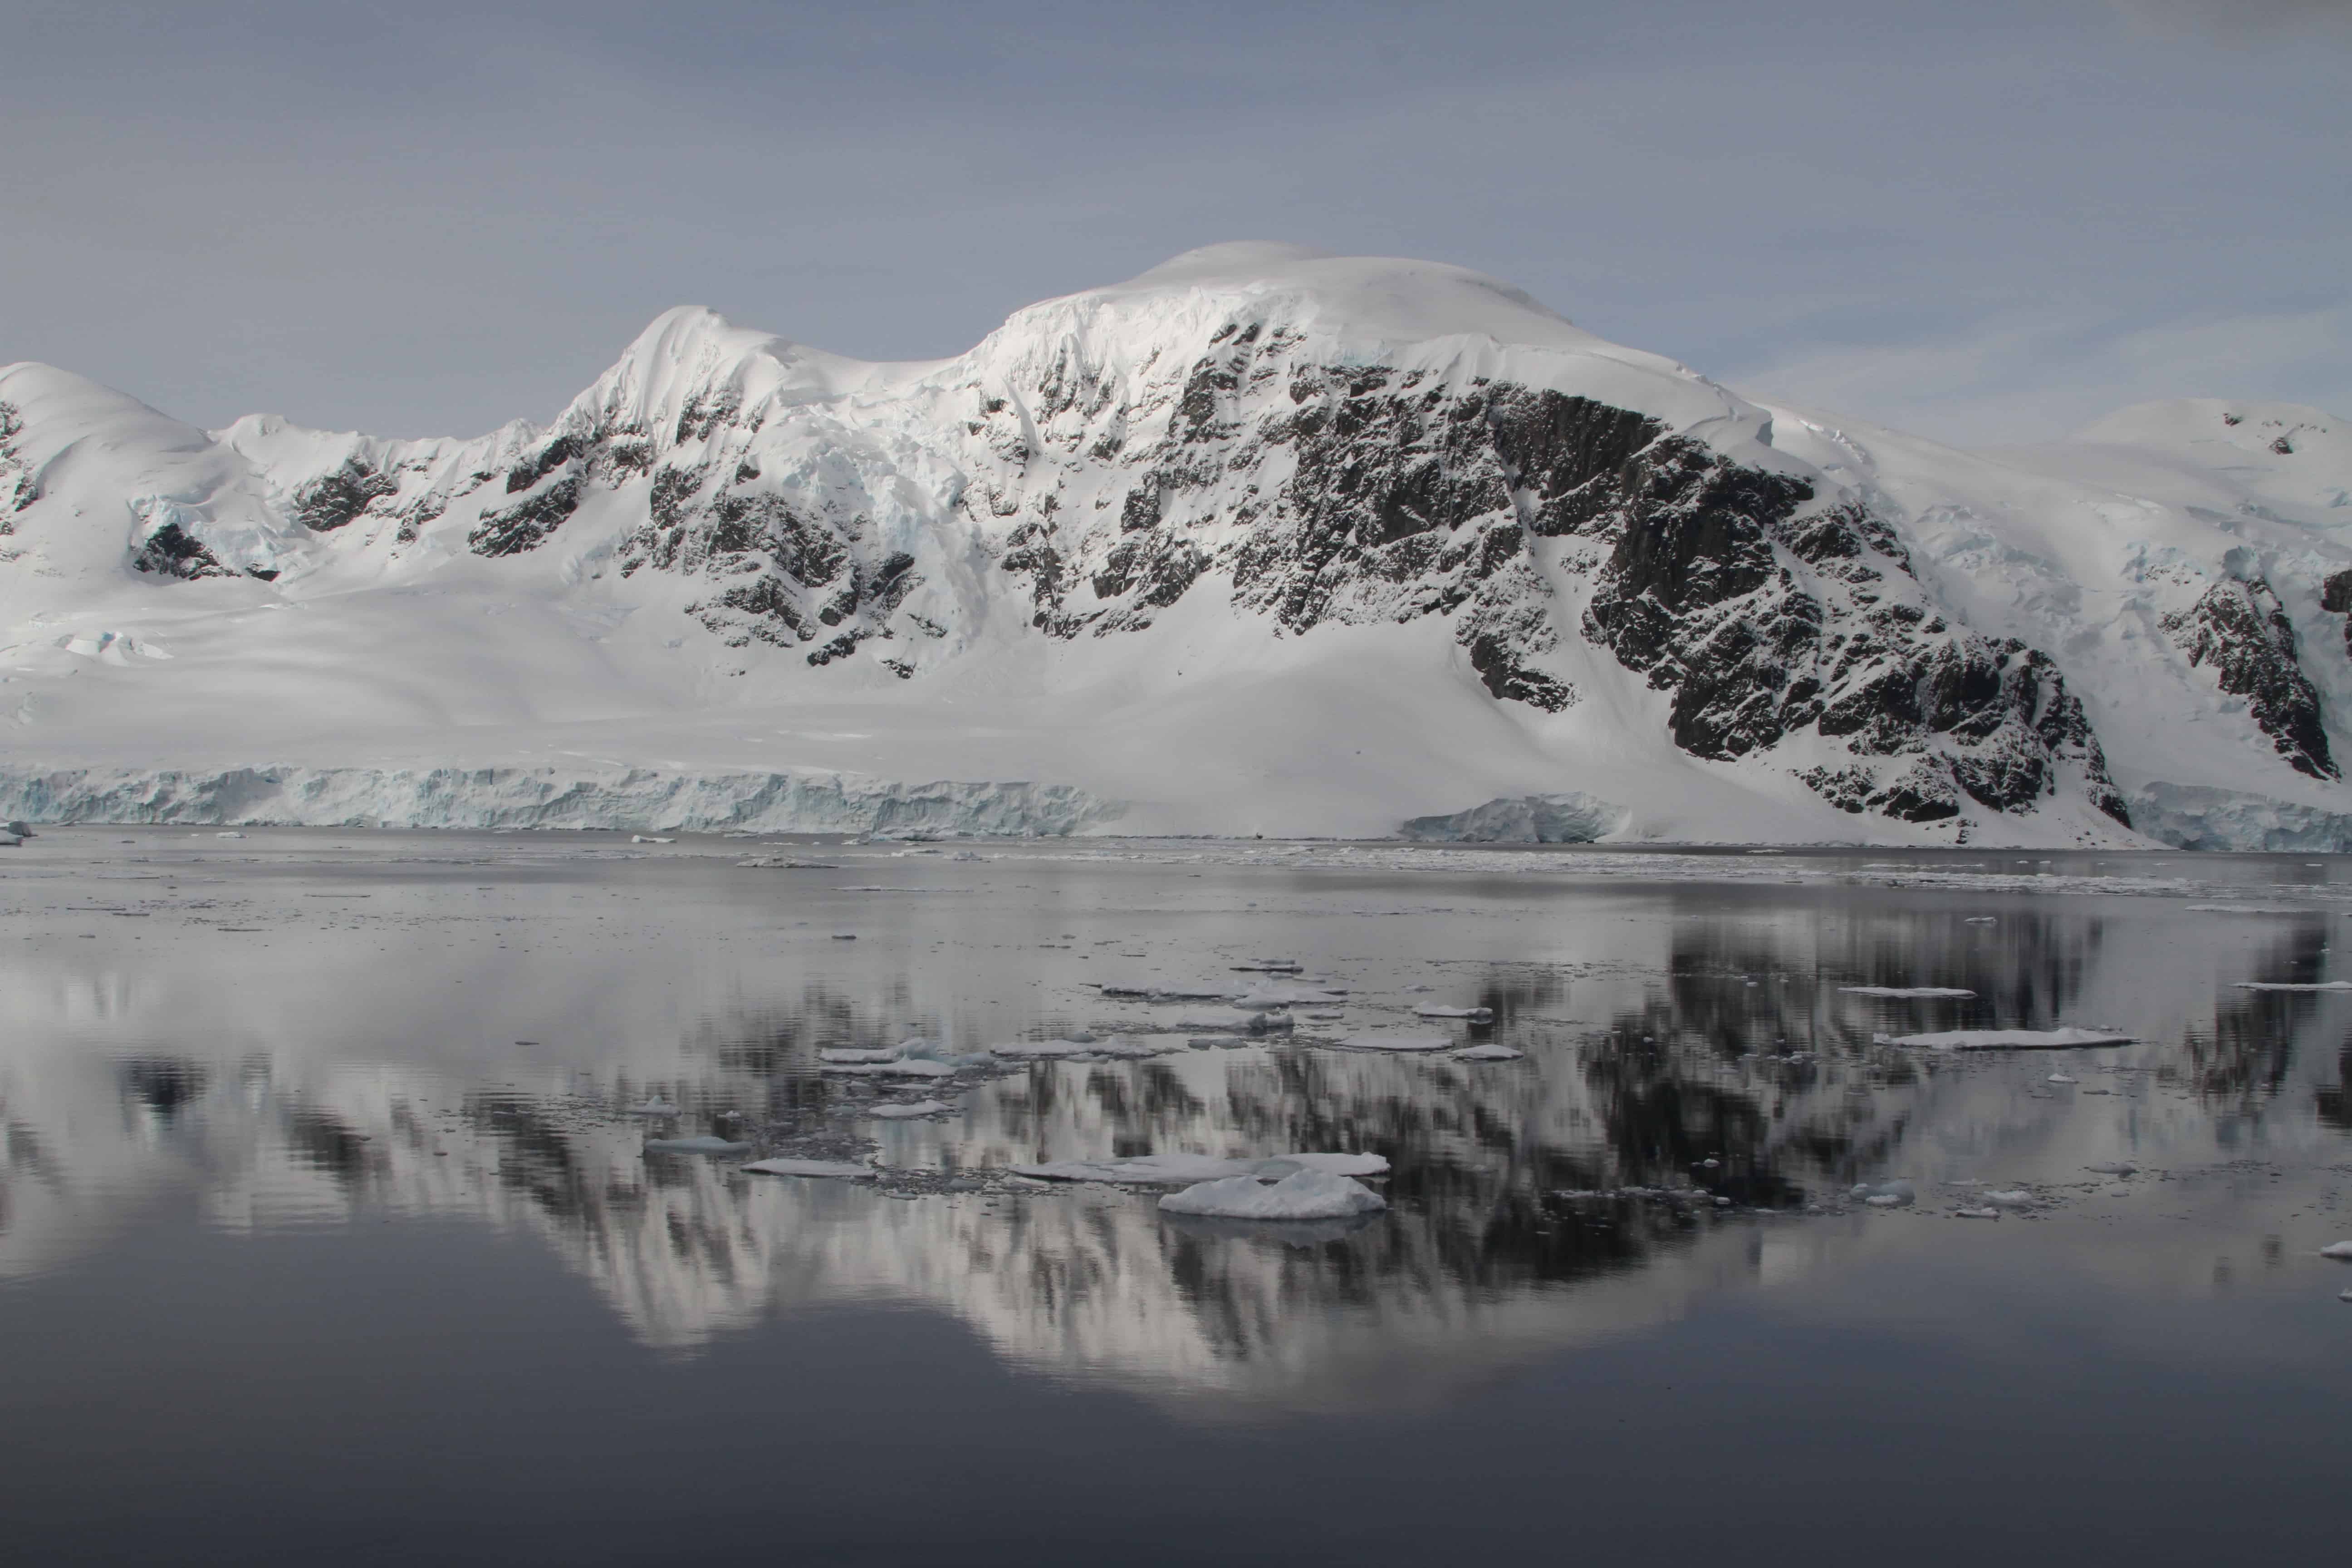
[2,828,2347,1564]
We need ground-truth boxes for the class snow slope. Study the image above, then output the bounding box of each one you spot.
[3,244,2348,844]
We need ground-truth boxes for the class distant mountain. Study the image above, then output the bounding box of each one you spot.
[3,243,2348,845]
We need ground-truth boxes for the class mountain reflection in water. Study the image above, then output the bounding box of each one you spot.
[0,832,2347,1413]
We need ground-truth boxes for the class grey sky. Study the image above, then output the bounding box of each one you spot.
[2,0,2344,445]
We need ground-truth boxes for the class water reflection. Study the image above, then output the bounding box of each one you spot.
[1,838,2347,1409]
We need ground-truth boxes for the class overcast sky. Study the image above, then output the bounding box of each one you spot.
[2,0,2344,445]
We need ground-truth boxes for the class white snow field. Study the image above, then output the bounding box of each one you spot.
[4,244,2350,845]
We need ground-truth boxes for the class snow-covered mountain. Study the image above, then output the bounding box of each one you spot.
[3,242,2348,845]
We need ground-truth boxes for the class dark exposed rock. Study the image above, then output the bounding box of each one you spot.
[289,457,398,531]
[2161,578,2336,779]
[505,434,581,494]
[469,475,582,557]
[2322,568,2352,614]
[0,398,29,523]
[131,520,235,580]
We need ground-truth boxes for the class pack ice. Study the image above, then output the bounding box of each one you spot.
[5,245,2352,846]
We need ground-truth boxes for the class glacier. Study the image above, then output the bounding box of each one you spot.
[4,243,2350,847]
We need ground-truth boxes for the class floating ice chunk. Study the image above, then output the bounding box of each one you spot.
[1852,1179,1916,1207]
[2047,1073,2078,1084]
[1232,984,1349,1008]
[1333,1034,1456,1053]
[630,835,675,844]
[2233,980,2352,992]
[990,1035,1180,1060]
[2184,904,2310,916]
[736,857,838,869]
[1303,1010,1346,1021]
[1013,1151,1388,1185]
[2320,1240,2352,1260]
[831,932,858,941]
[1452,1044,1524,1061]
[215,831,245,839]
[1230,959,1302,972]
[819,1046,904,1064]
[1413,1004,1494,1019]
[1984,1189,2036,1208]
[1891,1027,2132,1050]
[742,1157,874,1179]
[628,1099,681,1115]
[1839,986,1977,999]
[1100,983,1230,1002]
[1160,1008,1291,1034]
[1158,1166,1388,1221]
[644,1136,751,1155]
[867,1100,954,1119]
[822,1058,954,1078]
[1955,1207,2000,1220]
[2084,1161,2138,1176]
[1963,916,1996,925]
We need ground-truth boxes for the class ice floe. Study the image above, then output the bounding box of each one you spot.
[628,1098,681,1115]
[2320,1241,2352,1260]
[1332,1034,1457,1053]
[741,1157,875,1179]
[1413,1004,1494,1020]
[643,1136,752,1155]
[1452,1044,1524,1061]
[1157,1166,1388,1221]
[1839,986,1976,999]
[1011,1151,1388,1185]
[866,1100,955,1119]
[1231,984,1348,1009]
[822,1059,955,1078]
[1886,1027,2132,1050]
[1851,1179,1916,1207]
[2233,980,2352,991]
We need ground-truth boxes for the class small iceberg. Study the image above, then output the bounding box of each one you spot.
[1414,1004,1494,1020]
[1452,1044,1524,1061]
[1890,1027,2132,1051]
[1984,1189,2037,1208]
[628,1099,681,1115]
[1851,1179,1916,1208]
[644,1136,752,1155]
[1955,1207,2000,1220]
[1230,959,1303,973]
[1159,1008,1292,1035]
[1839,986,1976,999]
[2234,980,2352,992]
[1158,1166,1388,1221]
[2084,1161,2138,1176]
[2320,1240,2352,1260]
[742,1157,875,1179]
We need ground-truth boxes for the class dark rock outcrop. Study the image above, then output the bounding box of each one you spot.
[132,520,235,580]
[2161,578,2336,779]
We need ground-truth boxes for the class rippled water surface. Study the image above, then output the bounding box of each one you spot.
[3,828,2348,1564]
